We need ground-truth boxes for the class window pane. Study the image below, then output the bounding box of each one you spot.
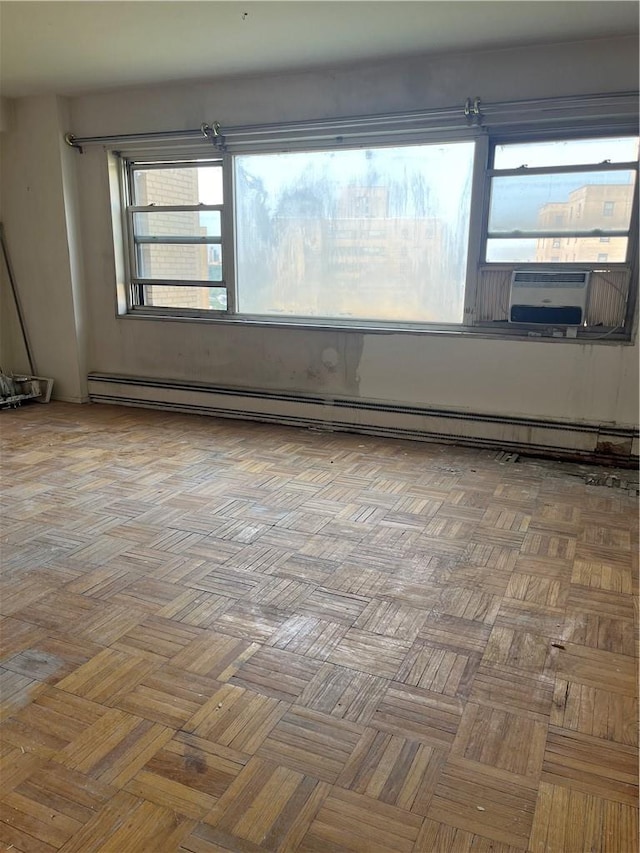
[137,243,222,281]
[133,164,223,205]
[134,210,221,238]
[493,137,639,169]
[488,171,635,234]
[235,143,474,323]
[141,285,226,310]
[486,236,628,263]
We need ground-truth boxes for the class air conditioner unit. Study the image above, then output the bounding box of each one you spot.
[509,270,590,325]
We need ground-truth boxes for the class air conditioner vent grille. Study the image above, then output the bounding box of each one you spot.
[513,272,588,287]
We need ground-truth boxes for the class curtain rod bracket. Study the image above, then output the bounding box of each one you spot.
[201,121,226,150]
[64,132,84,153]
[464,97,482,126]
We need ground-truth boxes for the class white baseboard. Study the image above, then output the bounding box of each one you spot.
[87,373,638,464]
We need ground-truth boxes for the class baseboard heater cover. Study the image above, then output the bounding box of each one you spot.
[87,373,638,463]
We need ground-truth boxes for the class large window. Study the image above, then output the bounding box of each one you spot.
[122,127,639,336]
[234,143,474,323]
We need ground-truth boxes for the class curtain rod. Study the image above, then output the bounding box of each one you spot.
[64,91,638,152]
[64,122,221,151]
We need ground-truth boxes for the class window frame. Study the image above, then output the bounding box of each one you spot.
[117,124,639,341]
[125,157,229,312]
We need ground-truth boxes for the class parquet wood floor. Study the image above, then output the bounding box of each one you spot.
[0,402,637,852]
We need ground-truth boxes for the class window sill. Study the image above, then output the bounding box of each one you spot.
[120,309,634,344]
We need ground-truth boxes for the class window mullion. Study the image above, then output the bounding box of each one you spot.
[222,152,236,314]
[464,134,489,324]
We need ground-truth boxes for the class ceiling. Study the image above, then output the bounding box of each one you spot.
[0,1,638,98]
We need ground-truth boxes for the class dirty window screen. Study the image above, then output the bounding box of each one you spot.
[234,142,475,323]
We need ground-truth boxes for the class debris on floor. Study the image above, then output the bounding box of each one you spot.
[0,372,53,409]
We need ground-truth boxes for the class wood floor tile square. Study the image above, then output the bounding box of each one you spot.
[396,641,480,697]
[571,558,634,593]
[71,601,151,646]
[156,589,233,628]
[205,756,331,851]
[184,684,289,754]
[372,683,463,747]
[266,616,348,661]
[2,687,106,758]
[481,625,557,676]
[521,530,576,560]
[579,524,632,550]
[257,706,363,782]
[299,786,422,853]
[448,563,513,596]
[298,663,388,724]
[469,665,555,720]
[417,613,492,655]
[229,543,293,575]
[541,726,638,805]
[378,576,442,610]
[506,572,568,608]
[246,577,316,610]
[112,616,206,661]
[566,584,635,621]
[5,761,116,850]
[327,629,411,679]
[338,728,447,814]
[452,703,547,778]
[57,708,173,788]
[55,648,161,705]
[229,647,323,702]
[428,756,538,849]
[272,553,339,585]
[183,566,264,599]
[170,631,260,681]
[113,665,221,728]
[319,565,386,597]
[64,565,143,599]
[353,598,428,641]
[551,679,637,745]
[297,589,370,625]
[495,599,566,639]
[563,611,635,656]
[436,587,500,625]
[215,602,290,644]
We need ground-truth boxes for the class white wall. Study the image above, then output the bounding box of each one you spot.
[1,37,638,429]
[0,97,87,399]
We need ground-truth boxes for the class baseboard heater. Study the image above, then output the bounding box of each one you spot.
[87,373,638,464]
